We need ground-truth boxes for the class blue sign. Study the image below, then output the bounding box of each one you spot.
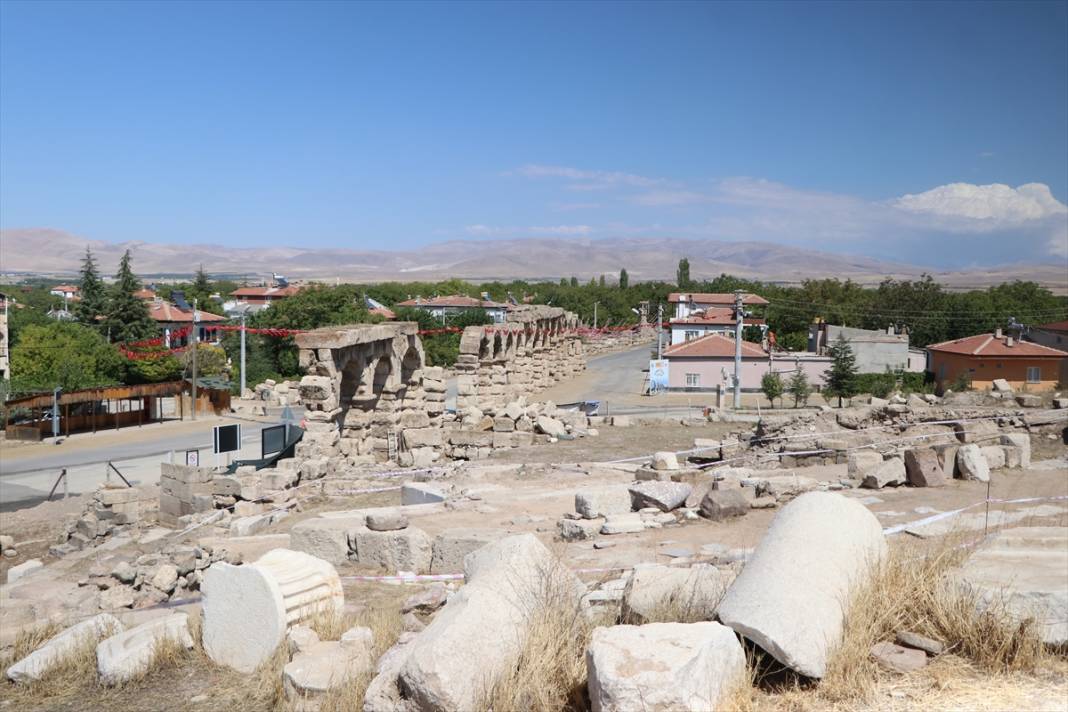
[649,359,670,393]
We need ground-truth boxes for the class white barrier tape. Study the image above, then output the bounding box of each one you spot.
[882,494,1068,536]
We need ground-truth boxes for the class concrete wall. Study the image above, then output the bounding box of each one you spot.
[929,352,1066,392]
[667,355,831,392]
[810,324,910,374]
[669,323,732,345]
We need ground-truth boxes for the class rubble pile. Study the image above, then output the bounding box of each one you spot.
[51,486,155,556]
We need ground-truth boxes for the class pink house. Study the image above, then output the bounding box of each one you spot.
[663,333,831,391]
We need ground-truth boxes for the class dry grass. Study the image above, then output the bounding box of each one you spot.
[478,562,602,712]
[3,617,120,706]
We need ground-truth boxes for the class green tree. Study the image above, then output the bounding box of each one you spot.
[74,246,107,327]
[125,348,183,384]
[787,369,811,408]
[559,277,568,287]
[676,258,691,289]
[181,343,229,377]
[823,334,860,407]
[103,250,155,343]
[187,264,213,305]
[9,322,125,393]
[761,370,784,408]
[569,276,579,287]
[619,268,629,289]
[598,274,606,288]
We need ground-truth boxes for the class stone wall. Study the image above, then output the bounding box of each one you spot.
[454,305,584,413]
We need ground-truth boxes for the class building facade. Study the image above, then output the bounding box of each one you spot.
[662,333,831,392]
[395,295,509,323]
[667,292,768,320]
[808,323,921,373]
[926,331,1068,392]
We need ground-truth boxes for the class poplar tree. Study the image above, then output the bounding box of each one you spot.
[619,268,629,289]
[676,258,691,288]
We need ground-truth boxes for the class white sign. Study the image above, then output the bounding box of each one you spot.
[649,359,670,393]
[185,449,199,467]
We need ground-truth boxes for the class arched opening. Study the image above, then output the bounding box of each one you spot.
[492,332,504,360]
[400,345,422,385]
[372,357,393,395]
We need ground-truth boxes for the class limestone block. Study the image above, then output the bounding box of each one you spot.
[587,622,746,712]
[97,613,193,685]
[980,445,1006,470]
[535,415,567,437]
[934,444,959,476]
[401,483,447,506]
[7,559,43,584]
[398,411,431,429]
[651,451,679,470]
[717,492,887,678]
[700,489,749,520]
[847,450,883,480]
[955,526,1068,646]
[999,433,1031,468]
[202,549,344,673]
[430,528,504,574]
[904,449,945,487]
[1016,394,1042,408]
[601,513,644,535]
[1003,446,1024,469]
[398,535,582,711]
[957,445,990,482]
[287,625,320,655]
[284,640,374,711]
[402,428,442,448]
[291,517,362,566]
[575,486,634,519]
[628,481,692,512]
[558,518,603,541]
[621,564,733,624]
[7,614,122,683]
[861,457,906,489]
[953,419,1000,444]
[350,527,432,573]
[299,375,335,402]
[367,511,408,532]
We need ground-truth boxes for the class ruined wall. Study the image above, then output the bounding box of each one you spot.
[454,305,585,413]
[295,323,442,467]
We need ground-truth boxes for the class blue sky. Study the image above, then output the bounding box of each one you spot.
[1,0,1066,268]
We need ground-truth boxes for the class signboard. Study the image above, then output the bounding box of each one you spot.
[185,449,199,467]
[261,424,288,458]
[213,423,241,455]
[648,359,670,393]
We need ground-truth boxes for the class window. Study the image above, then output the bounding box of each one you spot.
[686,373,700,387]
[1026,366,1041,383]
[684,330,699,341]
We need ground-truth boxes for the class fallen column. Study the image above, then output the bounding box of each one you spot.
[201,548,344,673]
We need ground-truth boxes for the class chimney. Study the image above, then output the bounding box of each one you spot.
[995,327,1002,339]
[1006,336,1014,347]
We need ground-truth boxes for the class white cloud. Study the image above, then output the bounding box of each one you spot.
[513,164,664,190]
[465,223,592,237]
[893,182,1068,226]
[630,189,709,206]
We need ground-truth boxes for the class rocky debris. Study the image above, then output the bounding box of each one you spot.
[558,518,603,541]
[1054,397,1067,409]
[97,613,194,685]
[430,528,505,574]
[284,638,375,711]
[402,583,448,614]
[895,630,945,656]
[291,517,361,566]
[861,457,906,489]
[700,489,749,521]
[980,445,1006,470]
[363,632,420,712]
[953,419,1001,444]
[7,614,122,683]
[717,492,887,679]
[1015,394,1042,408]
[6,558,43,584]
[870,641,927,673]
[575,485,634,519]
[999,432,1031,467]
[535,415,568,438]
[89,545,220,610]
[51,485,155,556]
[956,444,990,481]
[387,534,583,711]
[955,526,1068,646]
[586,622,746,712]
[287,625,321,655]
[992,378,1013,394]
[601,513,646,535]
[904,449,945,487]
[628,481,692,512]
[651,451,680,470]
[621,564,733,623]
[202,548,344,673]
[350,526,432,573]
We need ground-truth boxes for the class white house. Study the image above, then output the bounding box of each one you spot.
[668,307,766,345]
[395,295,509,323]
[667,292,768,320]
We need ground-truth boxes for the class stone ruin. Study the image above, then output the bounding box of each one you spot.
[293,307,588,467]
[453,304,585,413]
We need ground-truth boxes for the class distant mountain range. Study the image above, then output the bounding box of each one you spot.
[2,228,1065,291]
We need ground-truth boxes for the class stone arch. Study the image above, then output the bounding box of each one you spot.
[372,357,393,395]
[400,345,422,385]
[492,332,504,360]
[478,333,492,360]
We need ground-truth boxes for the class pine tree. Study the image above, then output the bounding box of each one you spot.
[619,268,629,289]
[74,246,107,327]
[103,250,155,343]
[787,369,811,408]
[190,264,212,303]
[676,258,691,288]
[824,334,860,407]
[598,274,606,288]
[570,276,578,287]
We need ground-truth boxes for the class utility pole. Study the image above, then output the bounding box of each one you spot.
[657,303,664,359]
[240,311,247,397]
[191,299,199,421]
[593,302,599,330]
[52,386,62,443]
[732,290,744,409]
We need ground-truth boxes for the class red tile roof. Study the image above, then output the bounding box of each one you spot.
[670,307,766,326]
[927,333,1068,358]
[134,288,156,300]
[369,306,396,320]
[230,286,302,298]
[1036,320,1068,333]
[396,295,508,309]
[663,333,767,359]
[667,292,769,306]
[147,301,226,323]
[51,284,79,294]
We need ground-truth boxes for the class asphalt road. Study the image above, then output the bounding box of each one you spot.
[0,414,278,512]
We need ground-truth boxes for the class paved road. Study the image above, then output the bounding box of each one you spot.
[0,413,280,512]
